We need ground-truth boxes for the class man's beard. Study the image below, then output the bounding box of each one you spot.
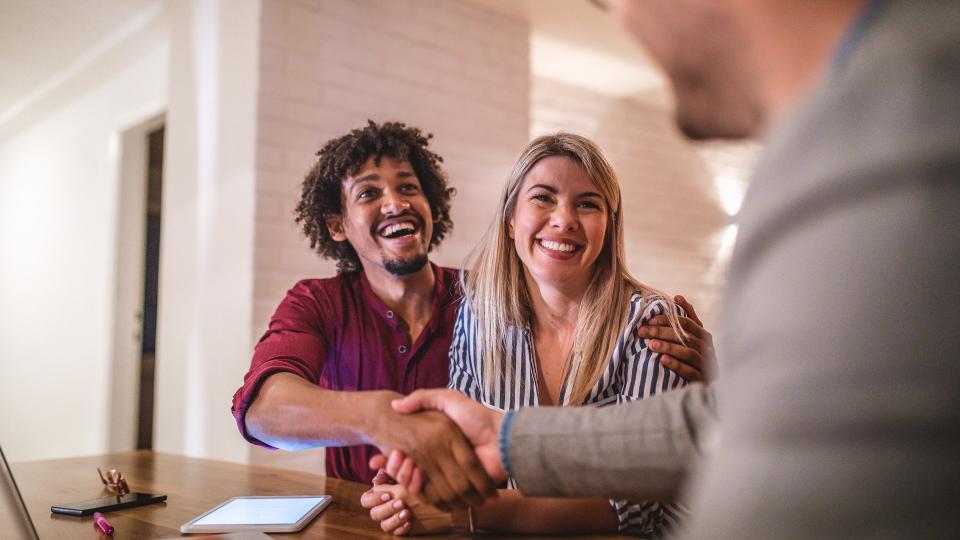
[384,253,429,276]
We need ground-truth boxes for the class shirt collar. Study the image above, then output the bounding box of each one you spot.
[832,0,892,73]
[358,262,447,331]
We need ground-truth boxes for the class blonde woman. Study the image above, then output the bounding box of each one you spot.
[366,133,694,536]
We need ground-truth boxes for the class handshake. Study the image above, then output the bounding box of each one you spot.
[364,389,507,511]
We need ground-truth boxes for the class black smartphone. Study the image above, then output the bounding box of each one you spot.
[51,492,167,516]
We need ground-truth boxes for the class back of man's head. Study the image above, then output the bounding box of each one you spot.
[609,0,868,140]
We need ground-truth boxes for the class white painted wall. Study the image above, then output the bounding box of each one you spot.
[0,10,169,462]
[152,0,260,464]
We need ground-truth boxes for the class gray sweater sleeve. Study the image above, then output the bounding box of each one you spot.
[507,382,717,500]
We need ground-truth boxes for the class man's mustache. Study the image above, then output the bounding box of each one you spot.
[371,210,424,236]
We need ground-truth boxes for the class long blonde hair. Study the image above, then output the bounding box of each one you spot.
[462,133,685,405]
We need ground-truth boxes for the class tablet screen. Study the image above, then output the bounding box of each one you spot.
[193,497,326,526]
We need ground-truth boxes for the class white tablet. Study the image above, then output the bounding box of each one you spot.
[180,495,332,534]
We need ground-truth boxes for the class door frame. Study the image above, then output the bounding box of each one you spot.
[108,111,165,452]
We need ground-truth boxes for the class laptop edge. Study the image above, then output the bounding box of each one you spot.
[0,444,39,540]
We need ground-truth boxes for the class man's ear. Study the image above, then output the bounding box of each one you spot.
[326,215,346,241]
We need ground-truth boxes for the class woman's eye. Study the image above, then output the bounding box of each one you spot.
[578,201,600,210]
[532,194,552,203]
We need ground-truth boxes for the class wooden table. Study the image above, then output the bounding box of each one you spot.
[12,451,620,539]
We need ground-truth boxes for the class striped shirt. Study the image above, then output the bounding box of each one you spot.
[448,292,688,537]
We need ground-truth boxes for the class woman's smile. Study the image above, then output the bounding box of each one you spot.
[536,236,584,259]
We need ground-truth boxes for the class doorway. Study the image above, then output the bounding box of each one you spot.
[109,114,164,452]
[137,126,163,449]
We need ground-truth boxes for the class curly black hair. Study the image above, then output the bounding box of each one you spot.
[295,120,455,273]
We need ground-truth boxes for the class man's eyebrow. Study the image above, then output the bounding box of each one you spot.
[347,174,379,189]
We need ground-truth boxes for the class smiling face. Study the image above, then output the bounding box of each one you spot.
[327,155,433,276]
[509,156,609,292]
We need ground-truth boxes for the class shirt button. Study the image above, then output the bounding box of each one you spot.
[386,310,394,319]
[398,345,407,354]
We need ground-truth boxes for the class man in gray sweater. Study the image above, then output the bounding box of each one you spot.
[382,0,960,537]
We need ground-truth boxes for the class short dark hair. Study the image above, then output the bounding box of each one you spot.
[295,120,455,273]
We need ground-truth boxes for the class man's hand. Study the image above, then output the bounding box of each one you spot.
[364,391,495,511]
[637,295,717,382]
[243,377,493,509]
[369,389,508,503]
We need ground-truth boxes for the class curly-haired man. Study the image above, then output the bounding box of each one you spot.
[230,121,710,509]
[293,120,455,276]
[230,120,497,507]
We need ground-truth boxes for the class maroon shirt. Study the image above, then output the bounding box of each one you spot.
[231,264,461,483]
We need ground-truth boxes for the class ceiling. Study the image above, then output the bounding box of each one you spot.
[0,0,159,122]
[468,0,667,96]
[469,0,653,65]
[0,0,666,126]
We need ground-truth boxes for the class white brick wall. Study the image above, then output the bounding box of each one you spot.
[249,0,530,471]
[532,77,758,328]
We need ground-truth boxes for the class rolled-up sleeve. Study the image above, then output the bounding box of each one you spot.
[231,281,329,448]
